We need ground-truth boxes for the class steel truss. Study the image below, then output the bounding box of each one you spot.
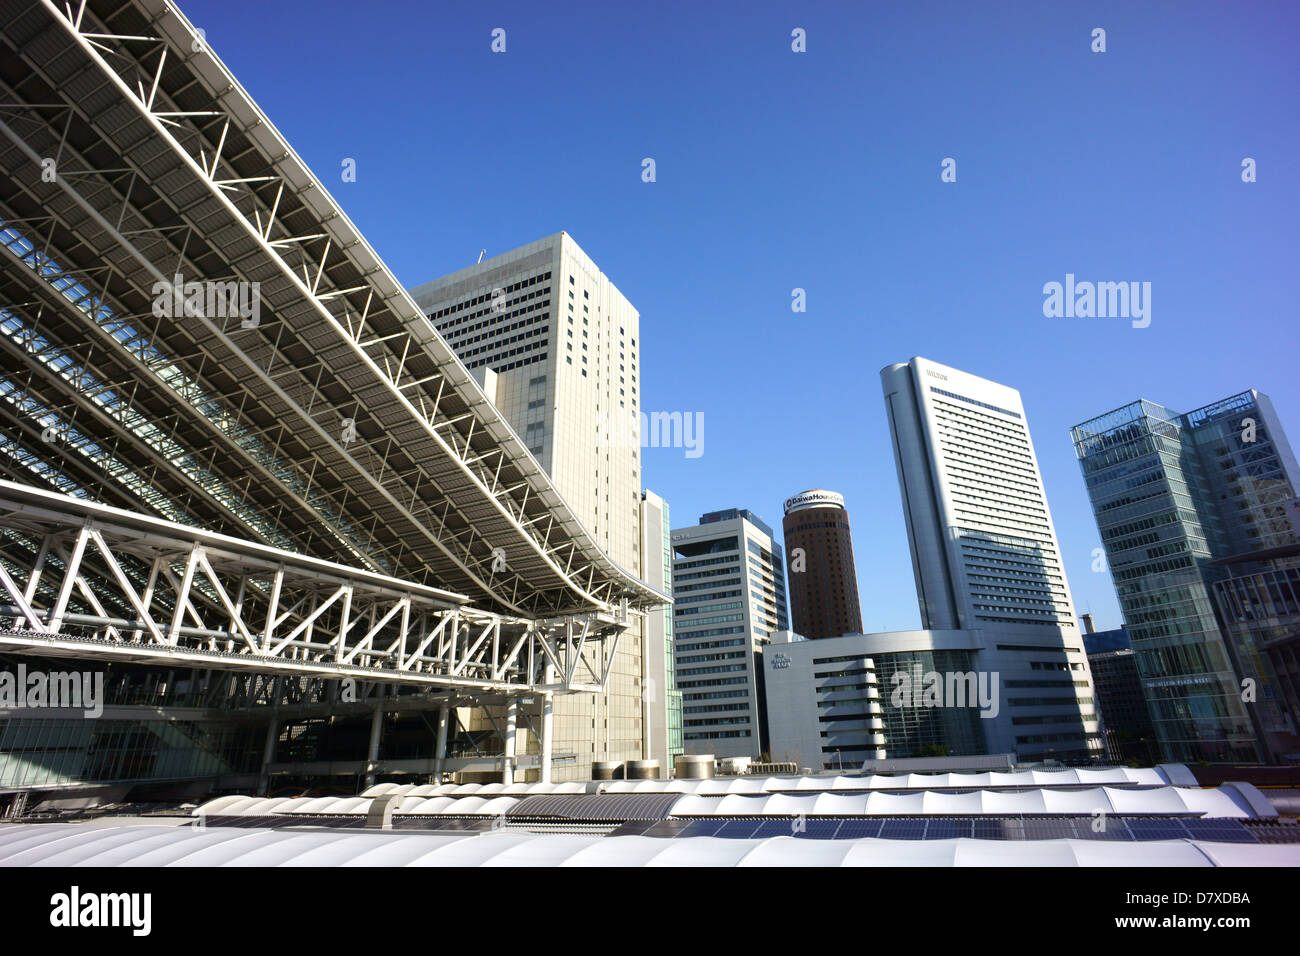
[0,0,665,618]
[0,479,634,695]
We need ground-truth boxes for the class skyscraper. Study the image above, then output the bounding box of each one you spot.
[782,489,865,639]
[1082,625,1159,764]
[409,233,656,778]
[640,489,683,771]
[1073,390,1300,762]
[882,357,1102,760]
[671,508,789,759]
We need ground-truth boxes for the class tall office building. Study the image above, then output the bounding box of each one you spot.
[1073,391,1300,763]
[782,489,865,639]
[671,509,789,759]
[1082,625,1159,764]
[882,357,1102,761]
[410,233,656,778]
[640,490,683,771]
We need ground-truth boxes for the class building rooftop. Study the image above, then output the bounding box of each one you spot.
[4,821,1295,867]
[4,766,1297,866]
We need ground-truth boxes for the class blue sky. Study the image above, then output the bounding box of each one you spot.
[183,0,1299,631]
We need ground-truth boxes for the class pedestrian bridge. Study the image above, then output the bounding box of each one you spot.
[0,479,632,696]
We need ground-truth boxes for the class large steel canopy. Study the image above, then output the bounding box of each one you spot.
[0,0,664,618]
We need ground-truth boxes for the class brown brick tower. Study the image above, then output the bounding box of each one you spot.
[782,490,864,639]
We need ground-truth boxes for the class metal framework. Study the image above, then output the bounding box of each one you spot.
[0,478,631,694]
[0,0,665,619]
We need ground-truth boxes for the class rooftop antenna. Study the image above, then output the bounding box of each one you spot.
[476,249,486,264]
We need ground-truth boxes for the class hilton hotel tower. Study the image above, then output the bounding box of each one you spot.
[410,233,659,778]
[881,357,1102,760]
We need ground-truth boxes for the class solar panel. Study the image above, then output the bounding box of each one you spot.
[1021,820,1078,841]
[1082,818,1133,841]
[637,820,694,839]
[972,819,1007,840]
[751,820,797,839]
[607,820,656,837]
[678,820,727,838]
[1128,819,1188,840]
[1183,819,1259,844]
[832,820,883,840]
[795,819,847,840]
[715,820,763,839]
[924,820,969,840]
[878,819,927,840]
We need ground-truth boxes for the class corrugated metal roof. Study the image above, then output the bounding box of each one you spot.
[507,793,682,821]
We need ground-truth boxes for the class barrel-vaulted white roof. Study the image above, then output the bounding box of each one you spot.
[196,793,526,817]
[3,824,1297,867]
[601,767,1183,794]
[201,784,1262,821]
[399,796,521,817]
[360,782,587,799]
[667,787,1256,819]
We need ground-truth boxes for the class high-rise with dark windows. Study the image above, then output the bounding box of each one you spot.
[782,489,864,639]
[1082,625,1159,764]
[1073,390,1300,763]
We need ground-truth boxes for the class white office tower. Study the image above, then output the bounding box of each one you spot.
[409,233,656,779]
[671,509,789,760]
[881,358,1103,761]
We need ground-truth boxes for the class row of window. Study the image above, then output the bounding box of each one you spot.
[427,271,552,322]
[930,386,1022,420]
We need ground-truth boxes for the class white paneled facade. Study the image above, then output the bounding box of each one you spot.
[410,234,654,778]
[881,358,1103,760]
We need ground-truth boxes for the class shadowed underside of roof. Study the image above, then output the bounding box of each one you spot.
[0,0,663,618]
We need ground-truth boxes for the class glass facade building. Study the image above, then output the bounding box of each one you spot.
[1212,563,1300,759]
[0,718,261,790]
[1082,628,1160,763]
[866,649,985,759]
[640,490,683,770]
[1073,391,1300,763]
[0,656,265,794]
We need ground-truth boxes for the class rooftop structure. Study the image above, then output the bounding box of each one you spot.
[2,764,1296,866]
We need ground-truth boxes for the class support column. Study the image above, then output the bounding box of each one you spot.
[502,697,518,785]
[433,702,450,781]
[363,704,383,790]
[258,717,279,796]
[540,667,555,784]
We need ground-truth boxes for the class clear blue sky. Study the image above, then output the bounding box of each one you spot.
[183,0,1299,632]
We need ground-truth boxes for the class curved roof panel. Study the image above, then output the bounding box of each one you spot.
[3,824,1298,866]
